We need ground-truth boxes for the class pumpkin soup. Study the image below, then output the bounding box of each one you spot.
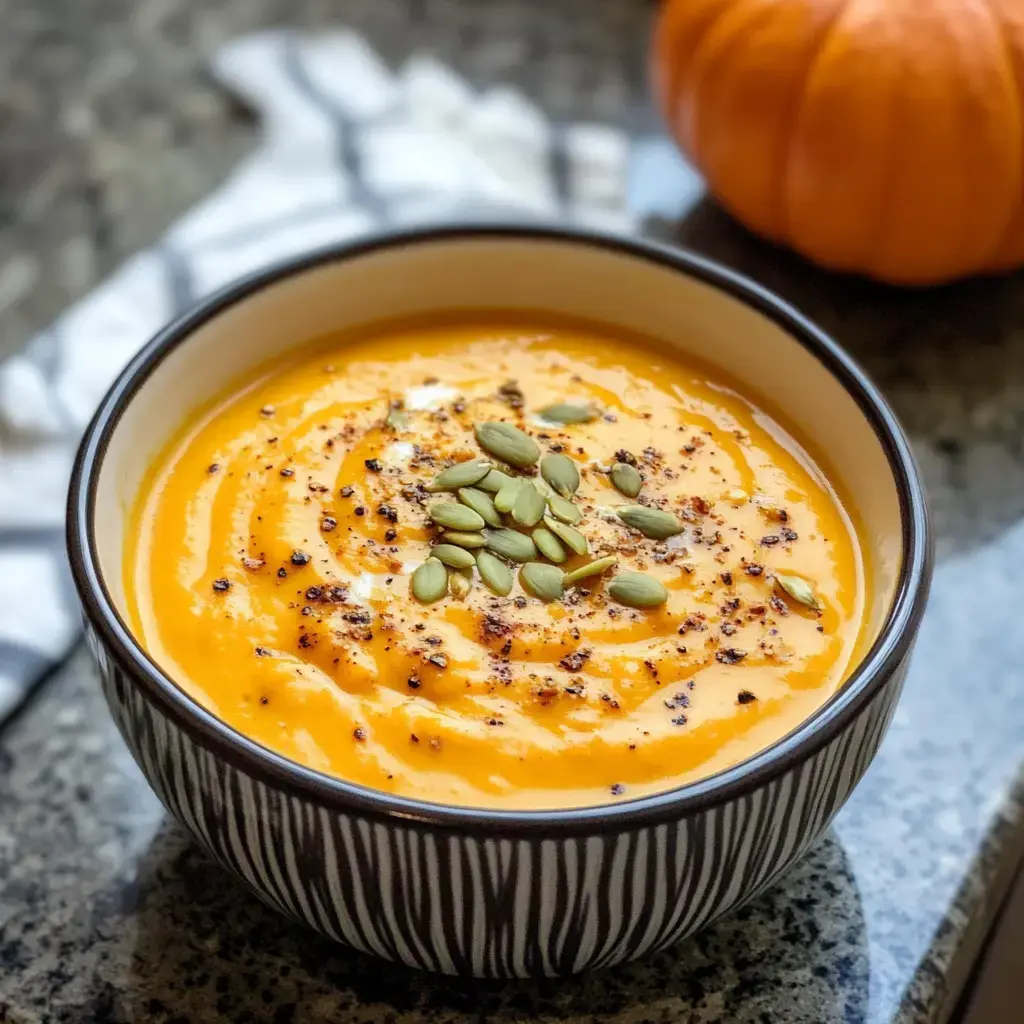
[126,317,867,809]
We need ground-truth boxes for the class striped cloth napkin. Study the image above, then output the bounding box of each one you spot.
[0,29,634,724]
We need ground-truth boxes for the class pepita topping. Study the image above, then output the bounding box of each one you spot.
[540,453,580,497]
[610,461,643,498]
[520,562,565,602]
[537,402,598,425]
[510,481,547,528]
[532,526,568,564]
[411,557,448,604]
[427,501,486,532]
[476,549,515,596]
[493,477,522,514]
[457,487,502,528]
[448,568,473,600]
[546,493,583,525]
[773,572,823,611]
[563,555,618,586]
[608,571,669,608]
[474,421,540,467]
[426,459,492,492]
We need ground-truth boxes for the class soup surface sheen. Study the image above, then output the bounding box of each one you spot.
[127,318,867,809]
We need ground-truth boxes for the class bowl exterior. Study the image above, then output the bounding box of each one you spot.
[85,619,910,977]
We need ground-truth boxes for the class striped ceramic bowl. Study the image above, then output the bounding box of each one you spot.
[67,224,931,977]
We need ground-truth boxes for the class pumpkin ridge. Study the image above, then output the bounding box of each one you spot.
[777,0,853,250]
[888,0,1023,281]
[861,8,944,280]
[690,0,807,240]
[981,0,1024,268]
[849,88,899,279]
[688,2,779,186]
[784,0,906,275]
[922,0,1021,279]
[652,0,736,160]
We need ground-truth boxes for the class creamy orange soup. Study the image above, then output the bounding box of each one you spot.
[126,317,868,809]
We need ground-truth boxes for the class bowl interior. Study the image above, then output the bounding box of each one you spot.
[90,230,905,751]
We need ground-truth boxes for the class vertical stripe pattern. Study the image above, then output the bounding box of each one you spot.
[87,622,908,978]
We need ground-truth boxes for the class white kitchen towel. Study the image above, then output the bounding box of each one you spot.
[0,29,633,723]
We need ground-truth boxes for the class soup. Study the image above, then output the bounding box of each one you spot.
[125,317,868,809]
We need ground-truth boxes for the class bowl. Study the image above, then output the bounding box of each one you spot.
[67,223,931,977]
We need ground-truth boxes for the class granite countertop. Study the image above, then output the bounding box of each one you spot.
[4,2,1024,1022]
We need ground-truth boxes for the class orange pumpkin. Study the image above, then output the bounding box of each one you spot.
[652,0,1024,285]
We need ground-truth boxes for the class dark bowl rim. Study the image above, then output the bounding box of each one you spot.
[67,221,932,836]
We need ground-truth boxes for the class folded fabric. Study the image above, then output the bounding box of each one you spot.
[0,29,633,724]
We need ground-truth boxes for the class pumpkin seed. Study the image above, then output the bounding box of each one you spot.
[774,572,823,611]
[532,526,567,563]
[563,556,618,586]
[512,481,547,527]
[537,402,597,425]
[493,477,523,513]
[474,421,540,467]
[546,493,582,525]
[608,571,668,608]
[544,516,589,556]
[428,501,486,531]
[610,462,642,498]
[426,459,493,492]
[533,476,553,498]
[616,505,684,540]
[458,487,502,527]
[441,530,488,549]
[485,528,538,563]
[477,468,513,493]
[476,550,514,596]
[431,543,477,569]
[411,558,448,603]
[385,405,409,431]
[540,453,580,497]
[449,568,473,600]
[520,562,564,602]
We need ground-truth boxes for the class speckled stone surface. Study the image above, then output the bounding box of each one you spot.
[3,1,1024,1022]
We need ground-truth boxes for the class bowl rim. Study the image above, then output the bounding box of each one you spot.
[67,221,932,836]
